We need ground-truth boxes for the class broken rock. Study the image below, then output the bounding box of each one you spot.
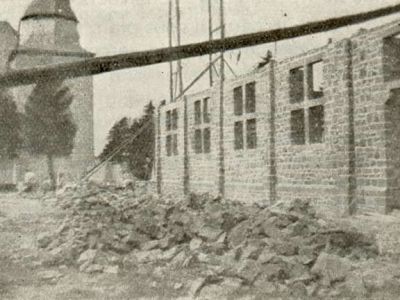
[228,221,250,248]
[141,240,160,251]
[104,265,120,275]
[134,249,162,264]
[235,259,261,284]
[37,232,52,249]
[77,249,97,266]
[188,277,207,298]
[38,270,63,281]
[311,252,351,286]
[189,238,203,251]
[198,225,223,242]
[84,264,104,273]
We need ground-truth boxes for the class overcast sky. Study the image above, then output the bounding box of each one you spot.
[1,0,400,154]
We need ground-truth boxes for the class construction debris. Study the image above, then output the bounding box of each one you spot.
[37,184,381,297]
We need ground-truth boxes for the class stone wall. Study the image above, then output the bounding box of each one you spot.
[159,101,185,198]
[186,90,219,197]
[351,23,400,214]
[157,19,400,216]
[221,70,271,204]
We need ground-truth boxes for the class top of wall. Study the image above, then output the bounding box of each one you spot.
[160,17,400,111]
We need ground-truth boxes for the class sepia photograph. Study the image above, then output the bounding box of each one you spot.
[0,0,400,299]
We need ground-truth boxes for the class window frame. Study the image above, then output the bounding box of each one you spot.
[194,128,203,154]
[203,127,211,153]
[246,118,257,149]
[234,121,244,150]
[165,108,179,156]
[245,82,256,113]
[289,66,305,104]
[192,96,212,155]
[166,110,172,131]
[203,97,211,124]
[290,109,306,145]
[308,105,325,144]
[307,60,324,99]
[288,56,326,146]
[233,81,258,151]
[172,109,178,130]
[194,100,202,125]
[234,86,243,116]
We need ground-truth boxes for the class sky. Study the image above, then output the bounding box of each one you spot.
[1,0,400,155]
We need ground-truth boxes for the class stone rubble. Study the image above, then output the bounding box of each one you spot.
[37,183,385,297]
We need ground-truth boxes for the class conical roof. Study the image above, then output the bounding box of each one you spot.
[22,0,78,22]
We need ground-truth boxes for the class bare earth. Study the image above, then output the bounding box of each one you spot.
[1,192,400,300]
[0,193,184,300]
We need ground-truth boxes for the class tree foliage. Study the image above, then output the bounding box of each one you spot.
[100,101,155,180]
[0,89,22,159]
[24,80,77,188]
[99,117,131,162]
[127,102,155,180]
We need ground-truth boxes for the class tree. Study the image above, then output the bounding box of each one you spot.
[24,80,77,190]
[0,89,22,159]
[99,101,155,180]
[127,101,155,180]
[99,117,131,162]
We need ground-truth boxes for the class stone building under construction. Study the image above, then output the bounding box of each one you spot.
[156,19,400,216]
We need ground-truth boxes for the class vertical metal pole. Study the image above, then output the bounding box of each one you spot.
[208,0,213,87]
[175,0,189,195]
[156,106,162,194]
[168,0,174,103]
[218,0,225,197]
[175,0,184,96]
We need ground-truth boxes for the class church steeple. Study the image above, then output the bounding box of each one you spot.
[21,0,78,22]
[17,0,89,53]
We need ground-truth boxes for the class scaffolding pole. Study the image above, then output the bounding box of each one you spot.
[168,0,174,103]
[218,0,225,197]
[208,0,213,87]
[175,0,184,97]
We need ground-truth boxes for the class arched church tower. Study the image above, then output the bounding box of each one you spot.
[9,0,95,182]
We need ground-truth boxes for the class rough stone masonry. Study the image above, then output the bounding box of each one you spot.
[156,19,400,216]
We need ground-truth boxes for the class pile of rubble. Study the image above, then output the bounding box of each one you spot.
[37,184,380,297]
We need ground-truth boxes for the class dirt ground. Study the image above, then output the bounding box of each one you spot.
[0,192,254,300]
[0,193,183,300]
[1,192,400,300]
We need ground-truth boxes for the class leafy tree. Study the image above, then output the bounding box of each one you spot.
[127,101,155,180]
[99,117,131,162]
[99,101,155,180]
[0,89,22,159]
[24,80,77,190]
